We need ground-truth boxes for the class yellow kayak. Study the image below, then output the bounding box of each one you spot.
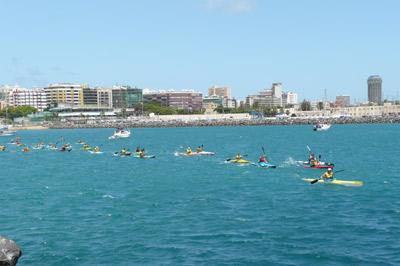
[229,158,250,164]
[302,178,363,187]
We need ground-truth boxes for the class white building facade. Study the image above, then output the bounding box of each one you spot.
[7,88,48,111]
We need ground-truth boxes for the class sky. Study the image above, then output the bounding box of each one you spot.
[1,0,400,102]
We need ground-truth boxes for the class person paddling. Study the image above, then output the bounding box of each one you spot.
[186,147,192,155]
[321,167,334,180]
[259,154,268,163]
[235,153,242,160]
[139,148,145,158]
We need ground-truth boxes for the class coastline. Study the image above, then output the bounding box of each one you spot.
[46,115,400,129]
[13,125,49,130]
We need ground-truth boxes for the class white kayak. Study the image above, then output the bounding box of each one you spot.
[177,151,215,156]
[133,155,156,159]
[302,178,363,187]
[89,151,104,154]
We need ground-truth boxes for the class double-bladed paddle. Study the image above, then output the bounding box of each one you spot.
[310,169,345,184]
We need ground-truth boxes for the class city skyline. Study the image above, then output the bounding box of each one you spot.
[1,0,400,101]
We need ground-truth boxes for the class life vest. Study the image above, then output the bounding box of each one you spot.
[323,172,334,179]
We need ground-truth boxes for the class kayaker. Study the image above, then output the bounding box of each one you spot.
[0,145,6,151]
[310,158,319,167]
[121,148,127,156]
[321,168,334,180]
[235,153,242,160]
[186,147,192,155]
[196,146,203,153]
[22,147,30,152]
[94,146,100,152]
[139,149,145,158]
[135,147,141,153]
[259,154,268,163]
[308,153,315,164]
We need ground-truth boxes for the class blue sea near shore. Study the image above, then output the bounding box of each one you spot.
[1,124,400,265]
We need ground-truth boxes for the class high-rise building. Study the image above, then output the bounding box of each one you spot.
[208,86,233,108]
[144,90,203,111]
[368,75,382,104]
[96,88,113,108]
[45,83,87,107]
[7,88,48,111]
[111,85,143,109]
[208,86,231,99]
[82,88,99,106]
[282,92,298,106]
[336,95,351,107]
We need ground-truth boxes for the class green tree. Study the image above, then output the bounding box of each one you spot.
[301,100,311,111]
[0,106,37,119]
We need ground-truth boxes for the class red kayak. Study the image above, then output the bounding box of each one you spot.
[304,164,334,169]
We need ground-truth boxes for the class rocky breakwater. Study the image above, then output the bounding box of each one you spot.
[48,115,400,129]
[0,236,22,266]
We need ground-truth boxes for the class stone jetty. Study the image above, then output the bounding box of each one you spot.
[47,115,400,129]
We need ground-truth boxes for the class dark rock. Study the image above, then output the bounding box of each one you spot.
[0,236,22,266]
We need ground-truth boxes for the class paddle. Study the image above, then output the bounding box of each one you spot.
[306,145,311,153]
[310,169,345,184]
[261,146,269,162]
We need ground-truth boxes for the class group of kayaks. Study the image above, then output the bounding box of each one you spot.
[0,137,363,187]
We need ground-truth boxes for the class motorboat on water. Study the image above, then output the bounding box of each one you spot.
[313,124,331,131]
[0,125,16,136]
[108,128,131,139]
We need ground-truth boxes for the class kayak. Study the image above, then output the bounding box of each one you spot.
[228,158,250,164]
[133,155,156,159]
[302,178,363,187]
[114,152,132,157]
[252,162,277,168]
[304,164,334,169]
[89,151,104,154]
[32,146,45,150]
[177,151,215,156]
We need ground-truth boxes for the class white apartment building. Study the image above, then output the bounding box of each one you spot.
[7,88,48,111]
[286,92,298,105]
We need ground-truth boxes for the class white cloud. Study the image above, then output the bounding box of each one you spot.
[205,0,255,14]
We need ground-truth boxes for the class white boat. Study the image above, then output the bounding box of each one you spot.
[0,125,16,136]
[108,128,131,139]
[313,124,331,131]
[0,130,15,137]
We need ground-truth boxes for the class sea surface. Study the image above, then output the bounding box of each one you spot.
[1,124,399,265]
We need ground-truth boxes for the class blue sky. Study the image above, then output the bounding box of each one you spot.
[1,0,399,102]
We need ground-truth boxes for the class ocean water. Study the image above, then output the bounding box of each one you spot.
[1,124,399,265]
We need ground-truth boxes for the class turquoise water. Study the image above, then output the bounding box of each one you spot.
[1,124,400,265]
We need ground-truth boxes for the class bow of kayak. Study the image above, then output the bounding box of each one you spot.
[302,178,363,187]
[251,162,277,168]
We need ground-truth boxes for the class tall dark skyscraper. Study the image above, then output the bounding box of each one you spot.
[367,75,382,104]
